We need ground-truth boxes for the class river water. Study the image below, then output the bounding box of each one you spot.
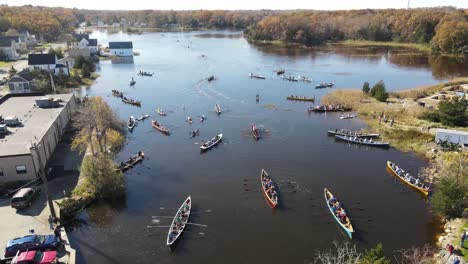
[68,30,467,264]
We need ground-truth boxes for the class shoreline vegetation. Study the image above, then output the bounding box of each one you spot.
[322,80,468,261]
[335,40,432,53]
[1,6,467,55]
[58,97,125,222]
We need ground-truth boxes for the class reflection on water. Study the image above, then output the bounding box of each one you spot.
[252,43,468,81]
[68,30,453,264]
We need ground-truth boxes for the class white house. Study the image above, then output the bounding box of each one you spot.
[28,53,57,72]
[435,129,468,148]
[18,30,37,45]
[0,37,19,59]
[70,33,89,49]
[109,41,133,57]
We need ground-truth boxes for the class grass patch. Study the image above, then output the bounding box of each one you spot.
[34,43,52,52]
[338,40,432,53]
[461,221,468,261]
[0,61,13,68]
[322,89,440,157]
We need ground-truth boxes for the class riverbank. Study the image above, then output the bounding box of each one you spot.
[336,40,432,53]
[322,80,468,262]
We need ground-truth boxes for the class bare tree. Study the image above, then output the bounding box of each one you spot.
[314,241,361,264]
[395,244,434,264]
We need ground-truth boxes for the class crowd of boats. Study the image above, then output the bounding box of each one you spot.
[111,78,434,247]
[307,104,351,112]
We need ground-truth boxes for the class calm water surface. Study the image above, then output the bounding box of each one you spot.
[69,31,464,264]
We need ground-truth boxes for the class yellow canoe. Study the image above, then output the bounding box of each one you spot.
[386,161,430,196]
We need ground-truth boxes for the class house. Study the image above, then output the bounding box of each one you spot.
[88,39,98,54]
[436,129,468,149]
[8,70,37,94]
[0,36,27,52]
[0,37,18,60]
[28,54,57,72]
[70,33,89,49]
[18,30,36,45]
[109,41,133,57]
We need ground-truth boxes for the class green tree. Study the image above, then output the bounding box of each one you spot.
[370,81,388,102]
[360,243,390,264]
[81,63,91,78]
[362,81,370,94]
[74,56,86,69]
[438,97,468,127]
[430,152,468,219]
[81,154,125,200]
[47,47,64,59]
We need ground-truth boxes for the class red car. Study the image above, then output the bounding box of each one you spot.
[11,250,58,264]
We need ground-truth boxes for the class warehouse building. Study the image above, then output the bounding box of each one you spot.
[0,94,77,182]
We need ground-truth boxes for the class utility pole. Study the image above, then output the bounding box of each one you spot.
[407,0,410,9]
[30,143,57,223]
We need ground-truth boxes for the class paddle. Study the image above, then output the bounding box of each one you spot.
[186,222,208,227]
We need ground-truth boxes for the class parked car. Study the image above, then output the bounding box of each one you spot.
[4,235,63,258]
[4,235,60,258]
[10,188,40,209]
[11,250,58,264]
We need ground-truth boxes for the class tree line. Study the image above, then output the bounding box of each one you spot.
[1,5,467,54]
[244,8,468,55]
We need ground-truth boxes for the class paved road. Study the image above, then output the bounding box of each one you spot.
[0,60,28,79]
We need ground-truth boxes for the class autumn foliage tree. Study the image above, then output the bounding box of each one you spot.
[433,21,468,55]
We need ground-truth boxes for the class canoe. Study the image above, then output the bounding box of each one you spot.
[298,76,312,82]
[281,75,298,81]
[324,188,354,239]
[249,73,266,79]
[187,116,193,124]
[307,106,351,112]
[316,83,334,88]
[127,116,136,131]
[252,124,260,140]
[118,152,145,172]
[340,114,357,120]
[112,90,123,98]
[121,98,141,106]
[215,104,222,115]
[387,161,430,196]
[261,169,278,208]
[136,114,150,121]
[207,76,215,82]
[200,133,223,151]
[335,135,389,147]
[327,130,379,138]
[276,70,285,75]
[157,108,167,116]
[151,120,170,134]
[286,96,315,102]
[167,196,191,246]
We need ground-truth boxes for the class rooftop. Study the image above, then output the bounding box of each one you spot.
[0,94,74,157]
[435,129,468,135]
[109,41,133,49]
[0,36,19,47]
[9,70,36,83]
[88,39,97,46]
[28,54,57,65]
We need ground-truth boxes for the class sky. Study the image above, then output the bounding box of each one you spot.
[0,0,467,10]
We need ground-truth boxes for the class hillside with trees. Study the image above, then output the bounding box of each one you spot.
[1,5,467,54]
[244,8,468,55]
